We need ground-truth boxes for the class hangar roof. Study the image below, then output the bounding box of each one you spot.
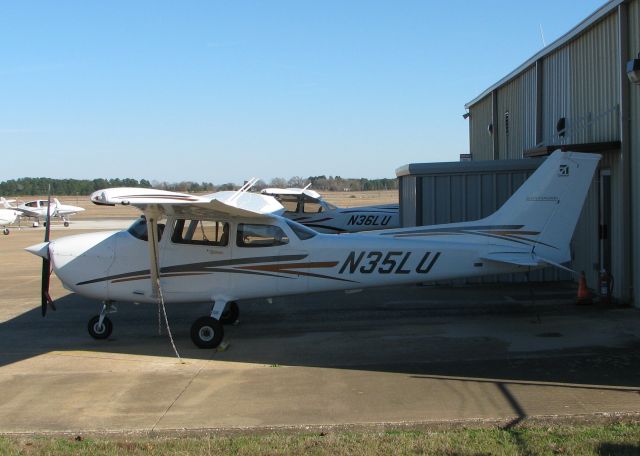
[465,0,623,108]
[395,157,542,177]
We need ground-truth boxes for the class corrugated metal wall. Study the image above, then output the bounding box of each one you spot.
[419,170,533,225]
[542,46,571,145]
[469,94,493,160]
[629,0,640,307]
[399,175,417,227]
[568,13,620,144]
[571,176,600,289]
[496,66,537,159]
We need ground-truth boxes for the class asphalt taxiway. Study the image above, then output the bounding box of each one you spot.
[1,225,640,434]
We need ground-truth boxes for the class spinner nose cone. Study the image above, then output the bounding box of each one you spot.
[25,241,50,259]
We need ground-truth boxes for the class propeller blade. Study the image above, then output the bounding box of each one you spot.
[41,185,53,317]
[44,187,52,242]
[41,257,52,317]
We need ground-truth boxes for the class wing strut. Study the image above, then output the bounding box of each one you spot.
[227,177,259,204]
[145,207,183,362]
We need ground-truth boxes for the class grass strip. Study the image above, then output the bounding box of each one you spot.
[1,422,640,455]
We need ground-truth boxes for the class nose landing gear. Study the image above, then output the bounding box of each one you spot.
[88,301,116,340]
[88,315,113,339]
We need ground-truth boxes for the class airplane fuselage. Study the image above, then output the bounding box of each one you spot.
[0,209,19,226]
[289,204,400,233]
[17,199,84,220]
[49,215,527,305]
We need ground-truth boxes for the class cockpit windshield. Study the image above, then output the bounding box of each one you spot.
[127,216,165,242]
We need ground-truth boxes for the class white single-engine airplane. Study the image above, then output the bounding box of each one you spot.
[13,198,85,227]
[26,152,599,349]
[0,198,20,235]
[261,186,399,233]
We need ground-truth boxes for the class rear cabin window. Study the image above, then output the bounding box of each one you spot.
[286,220,317,240]
[172,219,229,246]
[237,224,289,247]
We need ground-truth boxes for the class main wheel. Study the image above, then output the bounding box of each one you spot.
[64,221,69,227]
[2,228,8,235]
[220,301,239,325]
[190,316,224,348]
[88,315,113,339]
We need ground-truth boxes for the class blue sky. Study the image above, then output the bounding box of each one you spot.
[1,0,605,184]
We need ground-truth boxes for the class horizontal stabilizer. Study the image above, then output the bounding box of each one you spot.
[481,252,575,274]
[0,197,16,209]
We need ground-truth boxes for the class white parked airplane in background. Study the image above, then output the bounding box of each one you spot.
[0,198,20,235]
[26,152,599,350]
[13,198,85,227]
[261,186,399,233]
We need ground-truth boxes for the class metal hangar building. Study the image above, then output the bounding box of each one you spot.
[464,0,639,306]
[398,0,640,306]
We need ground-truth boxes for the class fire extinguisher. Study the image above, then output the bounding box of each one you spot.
[599,269,613,304]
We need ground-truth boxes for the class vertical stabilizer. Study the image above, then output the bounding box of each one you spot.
[483,151,599,263]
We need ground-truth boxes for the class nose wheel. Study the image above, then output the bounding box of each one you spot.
[88,315,113,339]
[88,302,116,340]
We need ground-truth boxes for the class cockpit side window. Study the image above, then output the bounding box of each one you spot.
[172,219,229,246]
[127,216,165,242]
[303,199,323,213]
[274,195,300,213]
[237,223,289,247]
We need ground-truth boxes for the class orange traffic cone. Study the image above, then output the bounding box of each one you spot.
[576,271,592,305]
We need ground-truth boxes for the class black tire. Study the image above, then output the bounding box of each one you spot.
[2,228,8,235]
[190,316,224,348]
[88,315,113,339]
[220,301,239,325]
[64,221,69,227]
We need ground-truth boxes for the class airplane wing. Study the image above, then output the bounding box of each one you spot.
[480,252,575,274]
[13,207,39,217]
[261,187,322,199]
[90,187,285,220]
[90,185,285,307]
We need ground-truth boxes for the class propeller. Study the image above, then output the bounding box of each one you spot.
[41,187,55,316]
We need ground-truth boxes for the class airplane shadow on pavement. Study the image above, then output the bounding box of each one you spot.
[1,282,640,389]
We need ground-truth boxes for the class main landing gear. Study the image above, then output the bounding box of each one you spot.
[2,228,9,235]
[190,301,239,348]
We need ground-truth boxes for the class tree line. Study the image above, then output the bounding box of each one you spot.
[0,175,398,196]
